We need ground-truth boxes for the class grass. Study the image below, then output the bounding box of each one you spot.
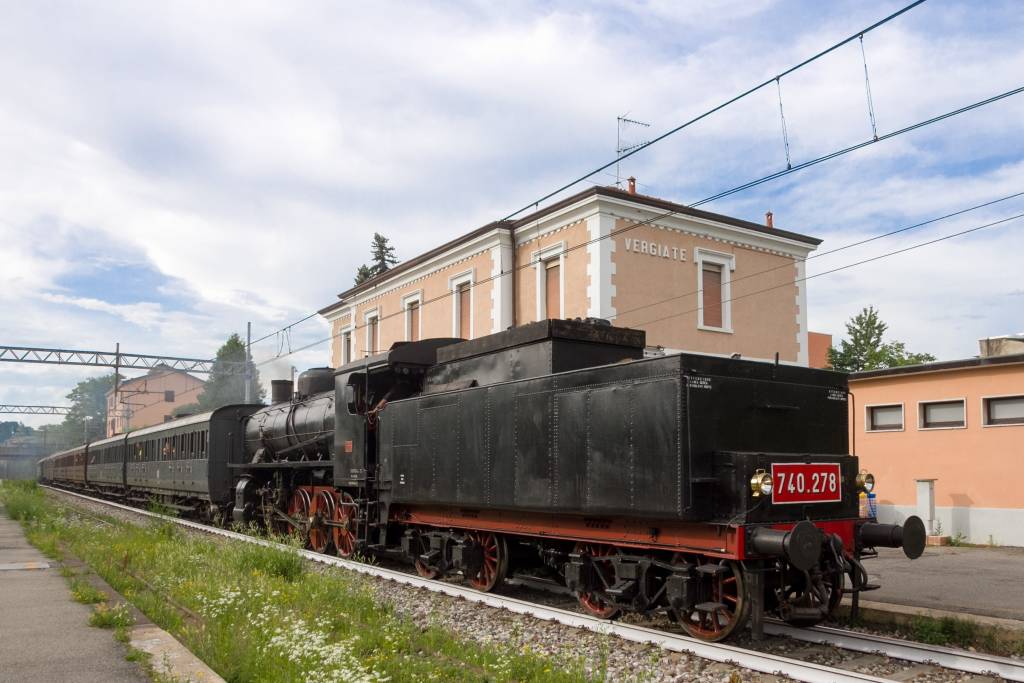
[90,602,135,629]
[1,481,599,682]
[70,577,107,604]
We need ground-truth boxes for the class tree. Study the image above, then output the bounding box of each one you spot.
[369,232,398,276]
[353,263,374,285]
[61,373,115,442]
[828,306,936,372]
[0,421,20,443]
[195,333,266,410]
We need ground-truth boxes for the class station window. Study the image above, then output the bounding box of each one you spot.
[365,312,380,355]
[919,400,966,430]
[450,274,474,339]
[983,395,1024,426]
[404,296,422,342]
[866,404,903,432]
[342,330,352,365]
[544,260,561,319]
[695,249,735,333]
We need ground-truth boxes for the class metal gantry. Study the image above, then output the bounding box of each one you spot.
[0,404,73,415]
[0,345,227,373]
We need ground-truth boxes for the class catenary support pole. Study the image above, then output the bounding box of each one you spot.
[244,322,252,403]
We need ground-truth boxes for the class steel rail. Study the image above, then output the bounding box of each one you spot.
[42,485,888,683]
[764,621,1024,682]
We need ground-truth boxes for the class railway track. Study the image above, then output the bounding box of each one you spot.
[43,486,1023,683]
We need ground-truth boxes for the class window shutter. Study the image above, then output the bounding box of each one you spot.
[702,264,723,328]
[545,262,561,319]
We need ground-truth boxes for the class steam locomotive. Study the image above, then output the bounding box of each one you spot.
[39,318,925,641]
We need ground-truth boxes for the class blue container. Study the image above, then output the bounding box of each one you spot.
[867,492,878,519]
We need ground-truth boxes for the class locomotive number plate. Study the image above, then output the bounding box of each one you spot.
[771,462,842,504]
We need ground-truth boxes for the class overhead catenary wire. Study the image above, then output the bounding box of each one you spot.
[605,190,1024,322]
[249,1,930,348]
[626,212,1024,332]
[252,84,1024,369]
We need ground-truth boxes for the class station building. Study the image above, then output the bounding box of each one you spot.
[106,365,205,437]
[318,184,822,367]
[850,337,1024,546]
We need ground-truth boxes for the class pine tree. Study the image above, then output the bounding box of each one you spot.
[828,306,936,372]
[353,264,374,285]
[369,232,398,276]
[196,333,266,410]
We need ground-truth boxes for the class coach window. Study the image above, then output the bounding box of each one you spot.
[983,395,1024,426]
[695,248,735,333]
[866,404,903,432]
[919,399,966,430]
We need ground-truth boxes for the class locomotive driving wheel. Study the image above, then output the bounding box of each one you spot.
[309,491,335,554]
[673,557,749,642]
[465,531,508,592]
[331,492,357,558]
[573,542,621,619]
[287,488,312,547]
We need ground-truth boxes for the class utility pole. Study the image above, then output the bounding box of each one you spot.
[244,322,252,403]
[113,342,120,435]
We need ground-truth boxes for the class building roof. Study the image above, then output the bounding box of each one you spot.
[850,352,1024,381]
[319,185,822,316]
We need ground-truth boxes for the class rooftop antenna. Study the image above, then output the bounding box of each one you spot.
[616,114,651,187]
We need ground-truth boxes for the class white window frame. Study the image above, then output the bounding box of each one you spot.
[363,308,380,356]
[917,398,967,431]
[532,241,565,321]
[980,393,1024,428]
[695,248,735,333]
[340,325,354,365]
[864,402,904,433]
[449,270,475,339]
[402,290,423,342]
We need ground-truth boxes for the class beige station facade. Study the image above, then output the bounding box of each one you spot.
[319,185,821,367]
[105,365,205,437]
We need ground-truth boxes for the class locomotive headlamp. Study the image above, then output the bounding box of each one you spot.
[750,470,773,498]
[856,471,876,493]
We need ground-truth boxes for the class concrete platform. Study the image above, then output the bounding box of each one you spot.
[856,545,1024,622]
[0,508,147,683]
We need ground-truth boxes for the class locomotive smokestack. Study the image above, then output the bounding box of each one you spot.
[271,379,293,404]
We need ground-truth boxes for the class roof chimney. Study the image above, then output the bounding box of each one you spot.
[765,211,774,228]
[627,176,637,195]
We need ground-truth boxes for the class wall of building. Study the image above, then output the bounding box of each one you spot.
[322,189,819,369]
[514,220,591,325]
[108,370,206,436]
[808,332,832,369]
[332,249,499,364]
[850,363,1024,545]
[611,220,802,361]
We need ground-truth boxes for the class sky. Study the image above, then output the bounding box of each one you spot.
[1,0,1022,428]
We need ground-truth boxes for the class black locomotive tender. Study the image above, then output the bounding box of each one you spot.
[40,319,926,641]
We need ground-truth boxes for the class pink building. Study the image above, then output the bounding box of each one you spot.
[849,341,1024,546]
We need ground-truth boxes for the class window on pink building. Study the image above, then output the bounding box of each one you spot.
[867,404,903,431]
[920,400,965,429]
[984,396,1024,426]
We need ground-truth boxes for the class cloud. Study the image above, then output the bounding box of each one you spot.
[0,0,1022,423]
